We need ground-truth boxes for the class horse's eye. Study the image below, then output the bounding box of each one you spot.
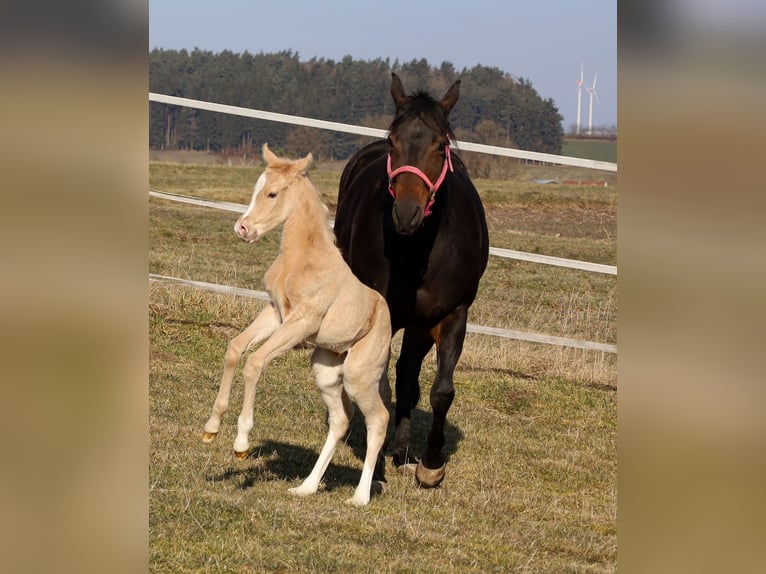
[437,143,446,152]
[267,191,277,198]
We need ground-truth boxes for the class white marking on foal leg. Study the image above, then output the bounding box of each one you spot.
[234,413,254,457]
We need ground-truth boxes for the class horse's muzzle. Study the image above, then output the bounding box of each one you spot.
[392,201,423,235]
[235,221,258,243]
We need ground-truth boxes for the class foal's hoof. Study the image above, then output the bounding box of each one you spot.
[201,431,217,443]
[234,448,252,460]
[415,461,446,488]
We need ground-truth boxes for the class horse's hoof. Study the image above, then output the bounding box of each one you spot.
[234,448,252,460]
[415,461,445,488]
[396,462,418,476]
[201,431,217,443]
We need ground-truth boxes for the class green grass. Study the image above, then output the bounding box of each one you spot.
[149,159,617,572]
[562,140,617,164]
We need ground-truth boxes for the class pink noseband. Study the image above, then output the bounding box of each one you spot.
[387,145,453,217]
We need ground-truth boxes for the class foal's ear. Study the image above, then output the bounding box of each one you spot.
[438,79,461,115]
[262,143,279,165]
[390,73,410,110]
[294,152,313,175]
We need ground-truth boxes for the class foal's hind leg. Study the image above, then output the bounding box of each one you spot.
[203,304,280,442]
[288,348,350,498]
[343,342,390,506]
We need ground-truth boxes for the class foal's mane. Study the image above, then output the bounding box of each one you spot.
[276,162,335,246]
[388,91,456,140]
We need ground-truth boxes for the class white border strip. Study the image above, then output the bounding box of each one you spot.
[149,274,617,354]
[149,93,618,172]
[149,190,617,275]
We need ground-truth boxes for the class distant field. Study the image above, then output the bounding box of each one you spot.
[562,139,617,163]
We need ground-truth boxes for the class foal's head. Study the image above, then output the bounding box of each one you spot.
[387,73,460,234]
[235,144,313,242]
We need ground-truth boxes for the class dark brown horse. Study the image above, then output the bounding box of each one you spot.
[334,73,489,487]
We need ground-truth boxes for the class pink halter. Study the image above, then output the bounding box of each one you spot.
[387,145,453,216]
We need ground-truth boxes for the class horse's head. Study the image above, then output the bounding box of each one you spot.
[387,73,460,235]
[235,143,312,242]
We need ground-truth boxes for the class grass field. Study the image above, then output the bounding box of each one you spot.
[149,157,617,572]
[561,140,617,164]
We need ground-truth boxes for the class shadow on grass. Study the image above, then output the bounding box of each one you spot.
[206,405,463,493]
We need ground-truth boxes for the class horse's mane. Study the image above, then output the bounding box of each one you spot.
[388,92,456,141]
[295,172,336,246]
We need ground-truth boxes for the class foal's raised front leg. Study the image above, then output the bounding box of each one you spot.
[233,314,318,457]
[203,304,280,442]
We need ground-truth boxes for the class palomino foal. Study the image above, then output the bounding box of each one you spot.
[202,144,391,506]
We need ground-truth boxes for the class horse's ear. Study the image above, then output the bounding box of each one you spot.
[438,80,461,115]
[262,143,278,165]
[390,73,409,110]
[294,152,313,175]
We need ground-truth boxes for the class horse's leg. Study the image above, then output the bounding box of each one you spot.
[342,333,390,506]
[288,348,350,498]
[233,316,316,457]
[416,305,468,488]
[392,327,434,469]
[372,351,391,482]
[203,304,280,442]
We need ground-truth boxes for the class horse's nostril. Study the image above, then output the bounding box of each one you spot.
[238,224,248,238]
[408,207,421,226]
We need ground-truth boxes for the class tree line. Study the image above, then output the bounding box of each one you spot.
[149,48,564,162]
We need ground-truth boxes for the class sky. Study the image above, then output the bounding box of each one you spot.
[149,0,617,132]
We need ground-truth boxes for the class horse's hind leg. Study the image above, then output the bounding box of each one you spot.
[203,304,280,442]
[289,348,349,498]
[343,341,390,506]
[417,305,468,488]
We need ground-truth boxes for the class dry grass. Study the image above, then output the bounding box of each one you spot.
[149,159,616,572]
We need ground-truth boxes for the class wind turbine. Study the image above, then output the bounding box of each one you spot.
[575,61,584,135]
[586,70,600,136]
